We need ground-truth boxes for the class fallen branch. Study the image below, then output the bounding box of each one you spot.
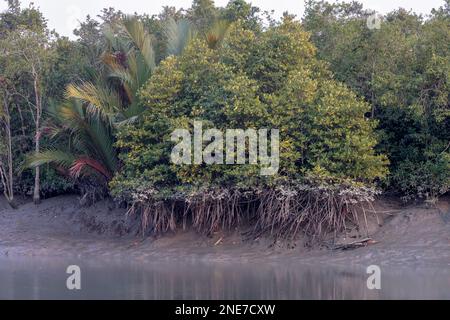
[332,238,379,251]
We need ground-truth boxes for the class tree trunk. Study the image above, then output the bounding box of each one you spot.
[6,107,13,204]
[32,70,41,205]
[33,140,40,204]
[0,95,15,208]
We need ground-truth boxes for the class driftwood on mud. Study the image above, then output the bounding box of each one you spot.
[331,238,379,251]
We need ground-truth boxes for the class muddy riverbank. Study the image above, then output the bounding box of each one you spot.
[0,195,449,268]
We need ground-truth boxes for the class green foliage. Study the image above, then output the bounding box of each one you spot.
[220,0,261,31]
[25,99,118,182]
[24,13,197,195]
[187,0,218,33]
[303,0,450,201]
[164,18,195,56]
[0,1,67,198]
[27,166,75,198]
[2,0,448,214]
[393,154,450,202]
[112,17,387,202]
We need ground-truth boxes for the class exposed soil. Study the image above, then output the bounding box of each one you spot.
[0,194,449,268]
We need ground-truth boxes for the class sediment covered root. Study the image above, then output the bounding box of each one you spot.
[126,184,379,242]
[186,188,244,236]
[252,185,378,242]
[127,200,177,235]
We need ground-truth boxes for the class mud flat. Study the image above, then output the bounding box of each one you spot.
[0,195,449,268]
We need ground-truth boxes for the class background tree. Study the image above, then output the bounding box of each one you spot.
[187,0,218,33]
[3,28,53,204]
[0,78,14,206]
[0,0,83,200]
[25,14,196,194]
[303,0,450,201]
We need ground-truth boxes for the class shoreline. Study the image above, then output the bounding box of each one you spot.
[1,195,449,269]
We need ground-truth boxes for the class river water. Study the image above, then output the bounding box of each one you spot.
[0,257,449,300]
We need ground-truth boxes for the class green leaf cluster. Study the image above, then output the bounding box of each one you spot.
[112,18,388,200]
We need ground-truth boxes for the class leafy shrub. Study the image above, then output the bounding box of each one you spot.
[303,0,450,201]
[392,154,450,202]
[111,18,388,241]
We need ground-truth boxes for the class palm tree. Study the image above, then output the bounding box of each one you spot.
[25,99,117,182]
[165,18,196,56]
[26,16,195,186]
[67,16,157,125]
[66,15,228,125]
[66,17,198,123]
[204,19,231,49]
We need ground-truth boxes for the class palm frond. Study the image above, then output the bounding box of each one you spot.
[66,82,123,120]
[39,99,118,178]
[165,18,195,56]
[119,16,156,70]
[101,16,157,111]
[24,150,77,170]
[205,20,231,50]
[85,115,118,175]
[70,157,113,180]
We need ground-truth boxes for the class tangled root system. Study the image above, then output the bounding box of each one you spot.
[126,184,379,243]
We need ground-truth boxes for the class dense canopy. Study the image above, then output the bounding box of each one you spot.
[0,0,448,240]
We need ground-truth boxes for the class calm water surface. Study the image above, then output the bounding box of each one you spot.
[0,257,449,300]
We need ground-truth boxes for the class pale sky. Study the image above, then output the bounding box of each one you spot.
[0,0,446,38]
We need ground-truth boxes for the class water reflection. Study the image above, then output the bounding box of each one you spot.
[0,258,449,300]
